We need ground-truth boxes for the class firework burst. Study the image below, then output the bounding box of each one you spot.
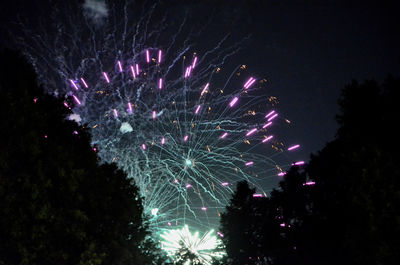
[12,0,302,241]
[161,225,224,265]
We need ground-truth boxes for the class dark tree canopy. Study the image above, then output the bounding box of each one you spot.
[0,50,161,265]
[218,77,400,265]
[305,76,400,265]
[219,181,294,265]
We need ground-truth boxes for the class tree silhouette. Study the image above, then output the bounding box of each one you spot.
[218,77,400,265]
[172,241,202,265]
[305,77,400,265]
[219,181,293,265]
[0,50,161,265]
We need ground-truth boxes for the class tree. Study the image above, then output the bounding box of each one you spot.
[173,241,202,265]
[0,50,158,264]
[219,77,400,265]
[219,181,292,265]
[273,77,400,265]
[305,77,400,265]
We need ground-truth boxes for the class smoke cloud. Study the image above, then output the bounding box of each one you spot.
[82,0,108,25]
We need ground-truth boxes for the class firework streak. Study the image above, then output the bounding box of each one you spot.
[14,1,302,234]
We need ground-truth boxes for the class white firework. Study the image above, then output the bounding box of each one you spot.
[14,0,303,237]
[161,225,225,264]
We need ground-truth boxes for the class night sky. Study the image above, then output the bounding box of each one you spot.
[1,2,399,262]
[210,0,400,160]
[1,0,399,161]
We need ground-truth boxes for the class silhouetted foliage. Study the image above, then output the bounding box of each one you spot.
[304,76,400,265]
[0,50,164,265]
[219,77,400,265]
[172,241,202,265]
[219,181,291,265]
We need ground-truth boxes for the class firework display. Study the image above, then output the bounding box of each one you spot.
[64,48,296,231]
[13,0,302,261]
[161,225,224,265]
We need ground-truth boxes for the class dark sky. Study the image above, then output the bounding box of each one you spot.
[211,0,400,160]
[1,0,399,162]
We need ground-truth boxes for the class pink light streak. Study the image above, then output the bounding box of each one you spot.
[69,79,79,90]
[80,78,88,88]
[303,181,316,186]
[244,77,256,89]
[158,78,163,89]
[221,182,229,186]
[253,193,263,198]
[265,110,275,119]
[292,161,305,166]
[243,78,252,88]
[128,102,133,113]
[217,232,224,237]
[229,97,239,107]
[72,95,81,105]
[262,122,272,129]
[288,144,300,151]
[146,49,150,63]
[243,77,254,87]
[63,102,70,108]
[245,161,254,166]
[135,64,139,75]
[113,109,118,118]
[183,135,189,142]
[103,72,110,83]
[192,57,198,68]
[158,50,162,63]
[161,137,166,145]
[195,105,201,114]
[278,172,287,177]
[267,113,278,122]
[117,60,123,72]
[184,66,192,78]
[201,83,209,96]
[142,144,146,150]
[246,128,257,136]
[201,207,207,211]
[220,132,228,139]
[152,111,157,119]
[262,135,273,143]
[130,66,136,79]
[186,184,192,189]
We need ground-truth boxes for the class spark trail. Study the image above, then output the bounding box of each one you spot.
[161,225,224,265]
[12,0,302,234]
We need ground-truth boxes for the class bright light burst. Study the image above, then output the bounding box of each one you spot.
[13,0,302,242]
[161,225,224,265]
[59,47,296,232]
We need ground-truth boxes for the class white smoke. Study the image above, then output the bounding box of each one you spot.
[68,113,82,123]
[82,0,108,25]
[120,122,133,134]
